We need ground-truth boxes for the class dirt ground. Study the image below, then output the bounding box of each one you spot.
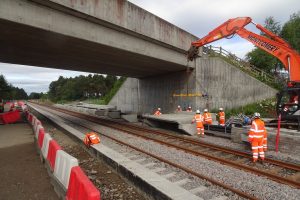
[34,112,147,200]
[0,123,58,200]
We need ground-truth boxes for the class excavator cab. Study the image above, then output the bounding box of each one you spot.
[276,83,300,121]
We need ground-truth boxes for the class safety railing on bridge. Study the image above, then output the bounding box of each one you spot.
[203,45,281,89]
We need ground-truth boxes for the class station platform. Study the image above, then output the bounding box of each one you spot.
[0,123,58,200]
[142,112,218,136]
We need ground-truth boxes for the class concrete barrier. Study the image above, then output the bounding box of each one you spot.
[41,133,52,159]
[66,166,101,200]
[54,150,78,189]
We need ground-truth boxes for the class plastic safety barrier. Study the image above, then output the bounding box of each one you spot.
[38,129,45,149]
[35,125,44,139]
[34,120,42,135]
[41,133,52,159]
[66,166,101,200]
[54,150,78,189]
[47,140,62,170]
[0,110,21,124]
[27,113,31,121]
[32,115,37,126]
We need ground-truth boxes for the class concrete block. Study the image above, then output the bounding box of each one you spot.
[122,114,138,122]
[95,109,106,116]
[107,110,121,119]
[41,133,52,159]
[54,150,78,189]
[178,124,196,136]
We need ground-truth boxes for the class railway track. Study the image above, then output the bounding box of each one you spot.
[30,103,300,199]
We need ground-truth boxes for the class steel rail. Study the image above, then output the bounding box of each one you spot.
[40,103,300,171]
[31,103,258,200]
[32,103,300,188]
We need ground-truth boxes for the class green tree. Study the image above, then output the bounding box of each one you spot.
[0,74,11,100]
[0,74,28,100]
[280,12,300,53]
[29,92,42,99]
[246,16,282,72]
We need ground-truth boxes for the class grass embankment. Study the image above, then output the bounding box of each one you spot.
[212,98,277,119]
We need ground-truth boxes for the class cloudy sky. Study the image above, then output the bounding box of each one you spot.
[0,0,299,94]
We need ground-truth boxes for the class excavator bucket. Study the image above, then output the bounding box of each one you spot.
[187,45,199,61]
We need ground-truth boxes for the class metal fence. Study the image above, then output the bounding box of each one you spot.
[203,45,277,87]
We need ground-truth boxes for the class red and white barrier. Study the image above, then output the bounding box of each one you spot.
[66,166,101,200]
[38,129,45,148]
[32,115,37,126]
[54,150,78,189]
[26,110,100,199]
[0,110,21,124]
[41,133,52,159]
[35,125,44,139]
[47,140,62,171]
[34,120,42,135]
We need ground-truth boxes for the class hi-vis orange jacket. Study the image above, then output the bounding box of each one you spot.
[203,112,212,124]
[218,111,225,125]
[83,132,100,147]
[248,119,267,143]
[192,114,204,128]
[154,110,161,116]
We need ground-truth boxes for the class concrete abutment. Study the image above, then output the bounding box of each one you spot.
[110,57,277,113]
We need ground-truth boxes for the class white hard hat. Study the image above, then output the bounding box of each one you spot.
[253,112,260,118]
[158,108,161,110]
[219,108,223,111]
[178,105,181,108]
[196,110,200,114]
[189,106,191,108]
[204,109,208,112]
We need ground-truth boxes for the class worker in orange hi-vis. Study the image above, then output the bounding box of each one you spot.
[83,132,100,148]
[176,105,182,112]
[154,108,162,116]
[186,106,192,112]
[218,108,225,126]
[248,113,267,162]
[191,110,204,137]
[203,109,212,125]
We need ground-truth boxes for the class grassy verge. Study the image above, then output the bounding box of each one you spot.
[225,98,277,119]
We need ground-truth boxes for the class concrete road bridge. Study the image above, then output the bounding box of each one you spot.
[0,0,277,113]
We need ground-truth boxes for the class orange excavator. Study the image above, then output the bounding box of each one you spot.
[187,17,300,122]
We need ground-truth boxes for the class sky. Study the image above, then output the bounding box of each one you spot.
[0,0,299,94]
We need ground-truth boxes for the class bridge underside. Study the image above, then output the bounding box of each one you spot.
[0,19,187,78]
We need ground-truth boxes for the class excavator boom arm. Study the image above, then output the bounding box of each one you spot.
[188,17,300,82]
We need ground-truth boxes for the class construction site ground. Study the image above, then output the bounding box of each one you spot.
[0,123,58,200]
[32,111,147,200]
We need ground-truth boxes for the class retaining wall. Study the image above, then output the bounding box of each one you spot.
[110,57,278,113]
